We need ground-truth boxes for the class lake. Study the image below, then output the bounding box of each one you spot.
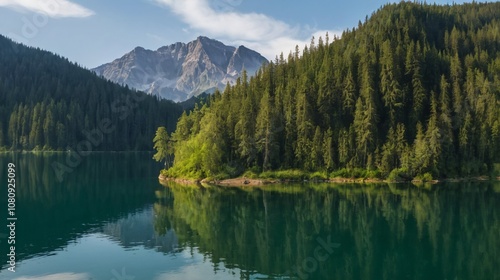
[0,153,499,280]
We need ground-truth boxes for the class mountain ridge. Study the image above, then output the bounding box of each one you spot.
[0,34,183,151]
[93,36,268,102]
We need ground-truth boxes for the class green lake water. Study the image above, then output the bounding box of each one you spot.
[0,153,499,280]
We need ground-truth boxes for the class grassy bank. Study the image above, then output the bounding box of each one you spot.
[160,165,500,186]
[161,168,436,183]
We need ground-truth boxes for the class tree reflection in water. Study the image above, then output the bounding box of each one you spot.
[154,181,500,280]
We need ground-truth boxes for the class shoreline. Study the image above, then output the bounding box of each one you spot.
[0,150,154,153]
[158,174,499,187]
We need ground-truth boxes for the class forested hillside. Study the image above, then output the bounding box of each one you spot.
[0,35,182,151]
[163,2,500,179]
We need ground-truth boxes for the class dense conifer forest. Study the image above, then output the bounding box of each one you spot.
[161,2,500,180]
[0,35,183,151]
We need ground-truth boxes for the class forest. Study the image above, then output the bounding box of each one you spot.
[0,35,183,151]
[160,2,500,180]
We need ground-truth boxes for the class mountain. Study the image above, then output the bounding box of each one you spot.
[93,36,268,102]
[162,2,500,180]
[0,35,183,151]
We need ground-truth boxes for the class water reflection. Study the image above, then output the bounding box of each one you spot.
[103,208,178,253]
[0,153,498,279]
[154,181,500,280]
[0,153,161,267]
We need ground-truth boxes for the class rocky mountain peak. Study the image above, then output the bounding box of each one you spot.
[93,37,267,102]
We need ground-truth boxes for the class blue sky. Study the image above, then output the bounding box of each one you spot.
[0,0,470,68]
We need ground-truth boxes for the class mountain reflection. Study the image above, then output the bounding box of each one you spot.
[102,208,179,253]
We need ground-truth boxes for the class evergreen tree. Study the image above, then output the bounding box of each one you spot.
[255,87,278,171]
[153,127,172,168]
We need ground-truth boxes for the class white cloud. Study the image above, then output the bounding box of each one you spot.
[155,0,291,41]
[231,30,341,60]
[154,0,341,60]
[0,0,94,18]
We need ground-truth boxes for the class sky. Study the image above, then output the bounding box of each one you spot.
[0,0,471,69]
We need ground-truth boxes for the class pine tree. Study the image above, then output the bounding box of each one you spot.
[235,74,258,167]
[8,108,18,149]
[311,126,324,170]
[380,40,402,125]
[342,69,356,116]
[322,128,336,171]
[412,122,430,175]
[153,126,172,168]
[295,74,315,170]
[256,87,278,171]
[425,92,441,175]
[43,108,55,149]
[438,75,456,175]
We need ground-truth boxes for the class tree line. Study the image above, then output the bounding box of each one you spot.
[160,2,500,179]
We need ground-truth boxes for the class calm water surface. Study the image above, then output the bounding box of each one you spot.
[0,153,499,280]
